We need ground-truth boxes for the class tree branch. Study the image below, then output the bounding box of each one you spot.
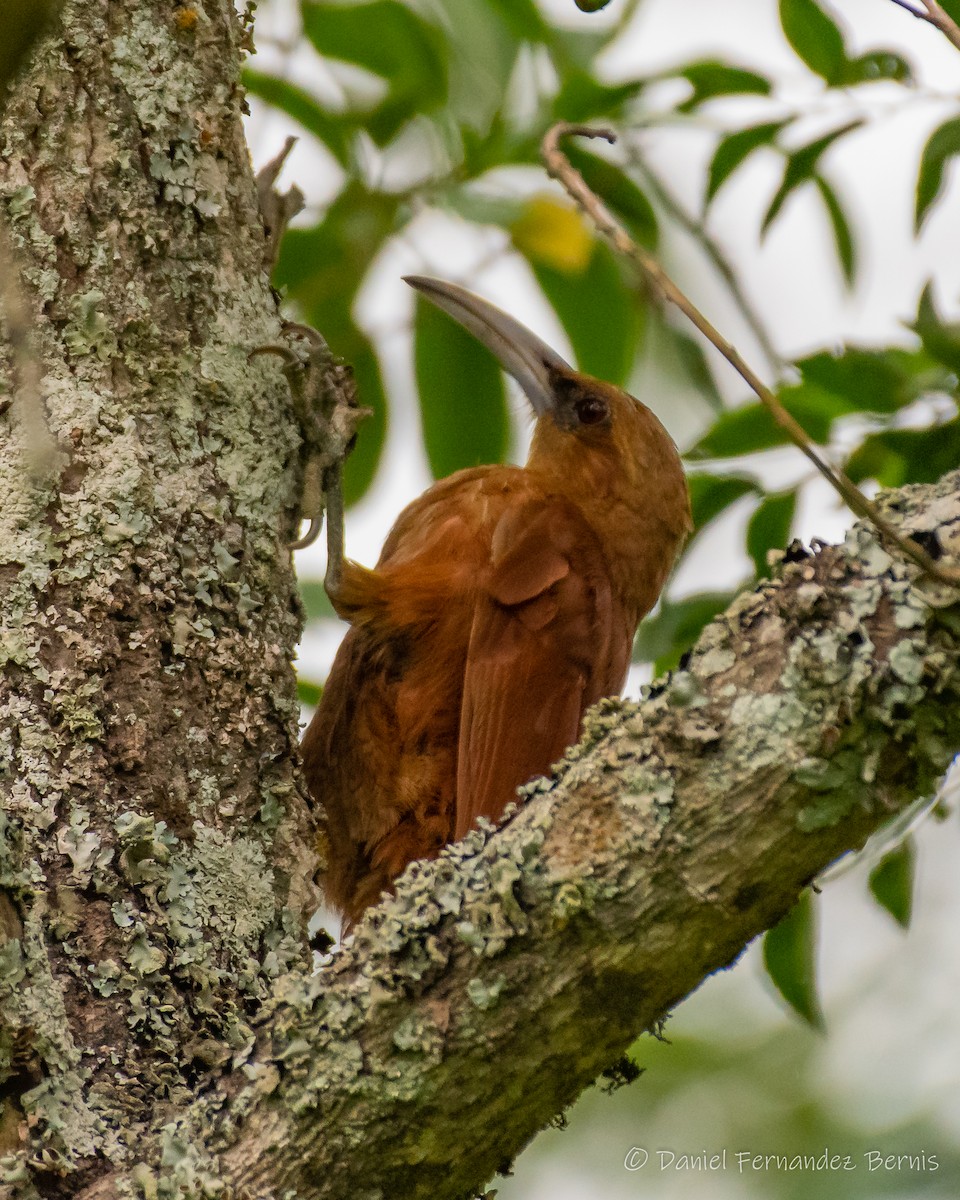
[92,470,960,1200]
[923,0,960,51]
[888,0,960,54]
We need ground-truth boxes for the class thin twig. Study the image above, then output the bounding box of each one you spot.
[622,139,783,371]
[255,136,304,271]
[541,121,960,587]
[923,0,960,52]
[888,0,960,53]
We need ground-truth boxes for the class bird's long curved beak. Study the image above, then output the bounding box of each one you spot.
[404,275,572,417]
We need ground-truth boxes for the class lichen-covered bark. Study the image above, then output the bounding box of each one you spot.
[3,4,960,1200]
[89,477,960,1200]
[0,2,318,1195]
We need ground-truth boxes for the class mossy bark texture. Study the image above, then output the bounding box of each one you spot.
[0,2,317,1196]
[3,5,960,1200]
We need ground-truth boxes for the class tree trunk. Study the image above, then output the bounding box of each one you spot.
[0,2,318,1194]
[2,4,960,1200]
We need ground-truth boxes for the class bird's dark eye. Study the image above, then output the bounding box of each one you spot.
[575,395,608,426]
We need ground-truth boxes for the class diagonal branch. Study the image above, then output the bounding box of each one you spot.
[86,469,960,1200]
[888,0,960,54]
[922,0,960,51]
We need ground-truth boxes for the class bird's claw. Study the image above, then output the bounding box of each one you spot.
[257,325,368,578]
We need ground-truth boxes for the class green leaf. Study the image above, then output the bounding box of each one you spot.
[690,404,782,458]
[796,344,937,413]
[772,355,933,438]
[913,282,960,373]
[299,580,335,621]
[763,891,825,1030]
[778,0,847,84]
[677,61,772,113]
[550,28,612,72]
[301,1,447,144]
[553,72,646,123]
[274,183,399,304]
[633,591,739,672]
[690,384,837,458]
[762,121,862,235]
[643,309,723,413]
[442,188,524,230]
[841,50,913,86]
[687,473,760,532]
[564,146,658,249]
[868,838,915,929]
[916,115,960,230]
[747,489,797,577]
[484,0,553,40]
[413,295,510,479]
[243,70,352,166]
[430,0,521,135]
[531,243,642,387]
[777,380,860,421]
[814,175,855,286]
[706,120,789,205]
[846,417,960,488]
[460,119,540,178]
[689,356,905,459]
[672,329,723,412]
[297,678,324,708]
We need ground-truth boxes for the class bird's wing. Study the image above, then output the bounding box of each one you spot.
[455,496,624,841]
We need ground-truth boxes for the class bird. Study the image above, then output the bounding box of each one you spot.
[300,275,691,930]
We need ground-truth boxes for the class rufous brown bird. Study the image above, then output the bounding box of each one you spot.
[301,276,691,929]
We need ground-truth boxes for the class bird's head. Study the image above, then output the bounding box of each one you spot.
[403,275,689,529]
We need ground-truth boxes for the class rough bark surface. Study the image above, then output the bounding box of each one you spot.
[0,2,318,1195]
[3,4,960,1200]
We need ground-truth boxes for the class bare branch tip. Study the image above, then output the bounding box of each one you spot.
[544,121,617,152]
[887,0,926,17]
[889,0,960,52]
